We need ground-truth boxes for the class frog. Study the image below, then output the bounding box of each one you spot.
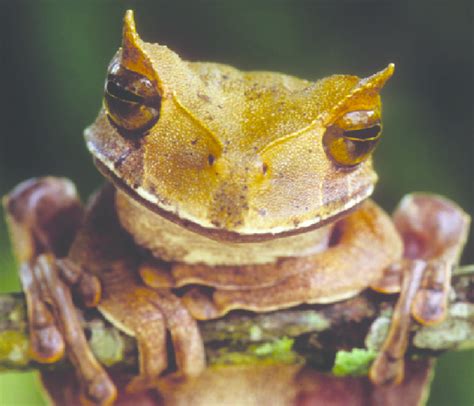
[3,10,470,406]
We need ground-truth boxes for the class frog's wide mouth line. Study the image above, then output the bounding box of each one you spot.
[93,157,371,243]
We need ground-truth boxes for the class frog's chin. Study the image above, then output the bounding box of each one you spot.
[94,158,371,243]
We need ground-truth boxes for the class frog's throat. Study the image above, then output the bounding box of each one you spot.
[115,189,333,265]
[94,158,371,243]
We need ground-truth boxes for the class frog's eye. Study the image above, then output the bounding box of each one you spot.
[323,111,382,167]
[104,62,161,134]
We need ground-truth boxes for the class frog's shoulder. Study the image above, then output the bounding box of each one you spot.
[69,184,138,268]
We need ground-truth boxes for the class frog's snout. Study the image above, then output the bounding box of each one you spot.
[207,176,250,230]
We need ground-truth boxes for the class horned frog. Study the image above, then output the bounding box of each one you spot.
[3,10,469,405]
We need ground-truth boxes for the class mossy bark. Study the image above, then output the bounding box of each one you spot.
[1,267,472,376]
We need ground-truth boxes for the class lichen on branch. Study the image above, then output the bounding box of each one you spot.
[0,267,472,376]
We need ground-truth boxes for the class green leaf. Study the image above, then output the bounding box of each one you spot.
[332,348,376,377]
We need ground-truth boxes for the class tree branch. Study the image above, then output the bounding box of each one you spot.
[0,267,472,377]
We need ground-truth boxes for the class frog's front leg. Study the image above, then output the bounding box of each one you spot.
[72,184,206,394]
[98,271,206,391]
[179,200,403,320]
[3,178,115,405]
[369,194,470,385]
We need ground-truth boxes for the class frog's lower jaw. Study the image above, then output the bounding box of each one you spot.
[115,189,333,266]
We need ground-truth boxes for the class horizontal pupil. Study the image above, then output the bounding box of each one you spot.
[106,80,144,103]
[343,125,381,140]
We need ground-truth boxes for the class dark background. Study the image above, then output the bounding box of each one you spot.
[0,1,472,404]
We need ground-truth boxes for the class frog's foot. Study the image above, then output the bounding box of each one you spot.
[23,256,101,363]
[139,261,175,288]
[370,259,433,385]
[30,255,114,404]
[4,178,115,405]
[369,194,470,386]
[98,283,205,393]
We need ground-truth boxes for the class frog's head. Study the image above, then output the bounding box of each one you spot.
[85,10,394,242]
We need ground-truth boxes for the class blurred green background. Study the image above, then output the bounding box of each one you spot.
[0,1,472,405]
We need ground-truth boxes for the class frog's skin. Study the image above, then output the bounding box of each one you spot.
[3,10,470,406]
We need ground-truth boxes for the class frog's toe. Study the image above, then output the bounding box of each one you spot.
[139,261,175,288]
[82,371,117,406]
[155,290,206,376]
[412,291,446,326]
[182,287,221,320]
[369,351,405,386]
[411,260,450,325]
[56,258,102,307]
[31,324,64,363]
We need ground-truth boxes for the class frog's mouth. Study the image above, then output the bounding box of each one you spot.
[94,158,371,243]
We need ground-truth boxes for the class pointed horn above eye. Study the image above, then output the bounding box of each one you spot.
[118,10,158,80]
[122,10,141,55]
[358,63,395,91]
[322,63,395,125]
